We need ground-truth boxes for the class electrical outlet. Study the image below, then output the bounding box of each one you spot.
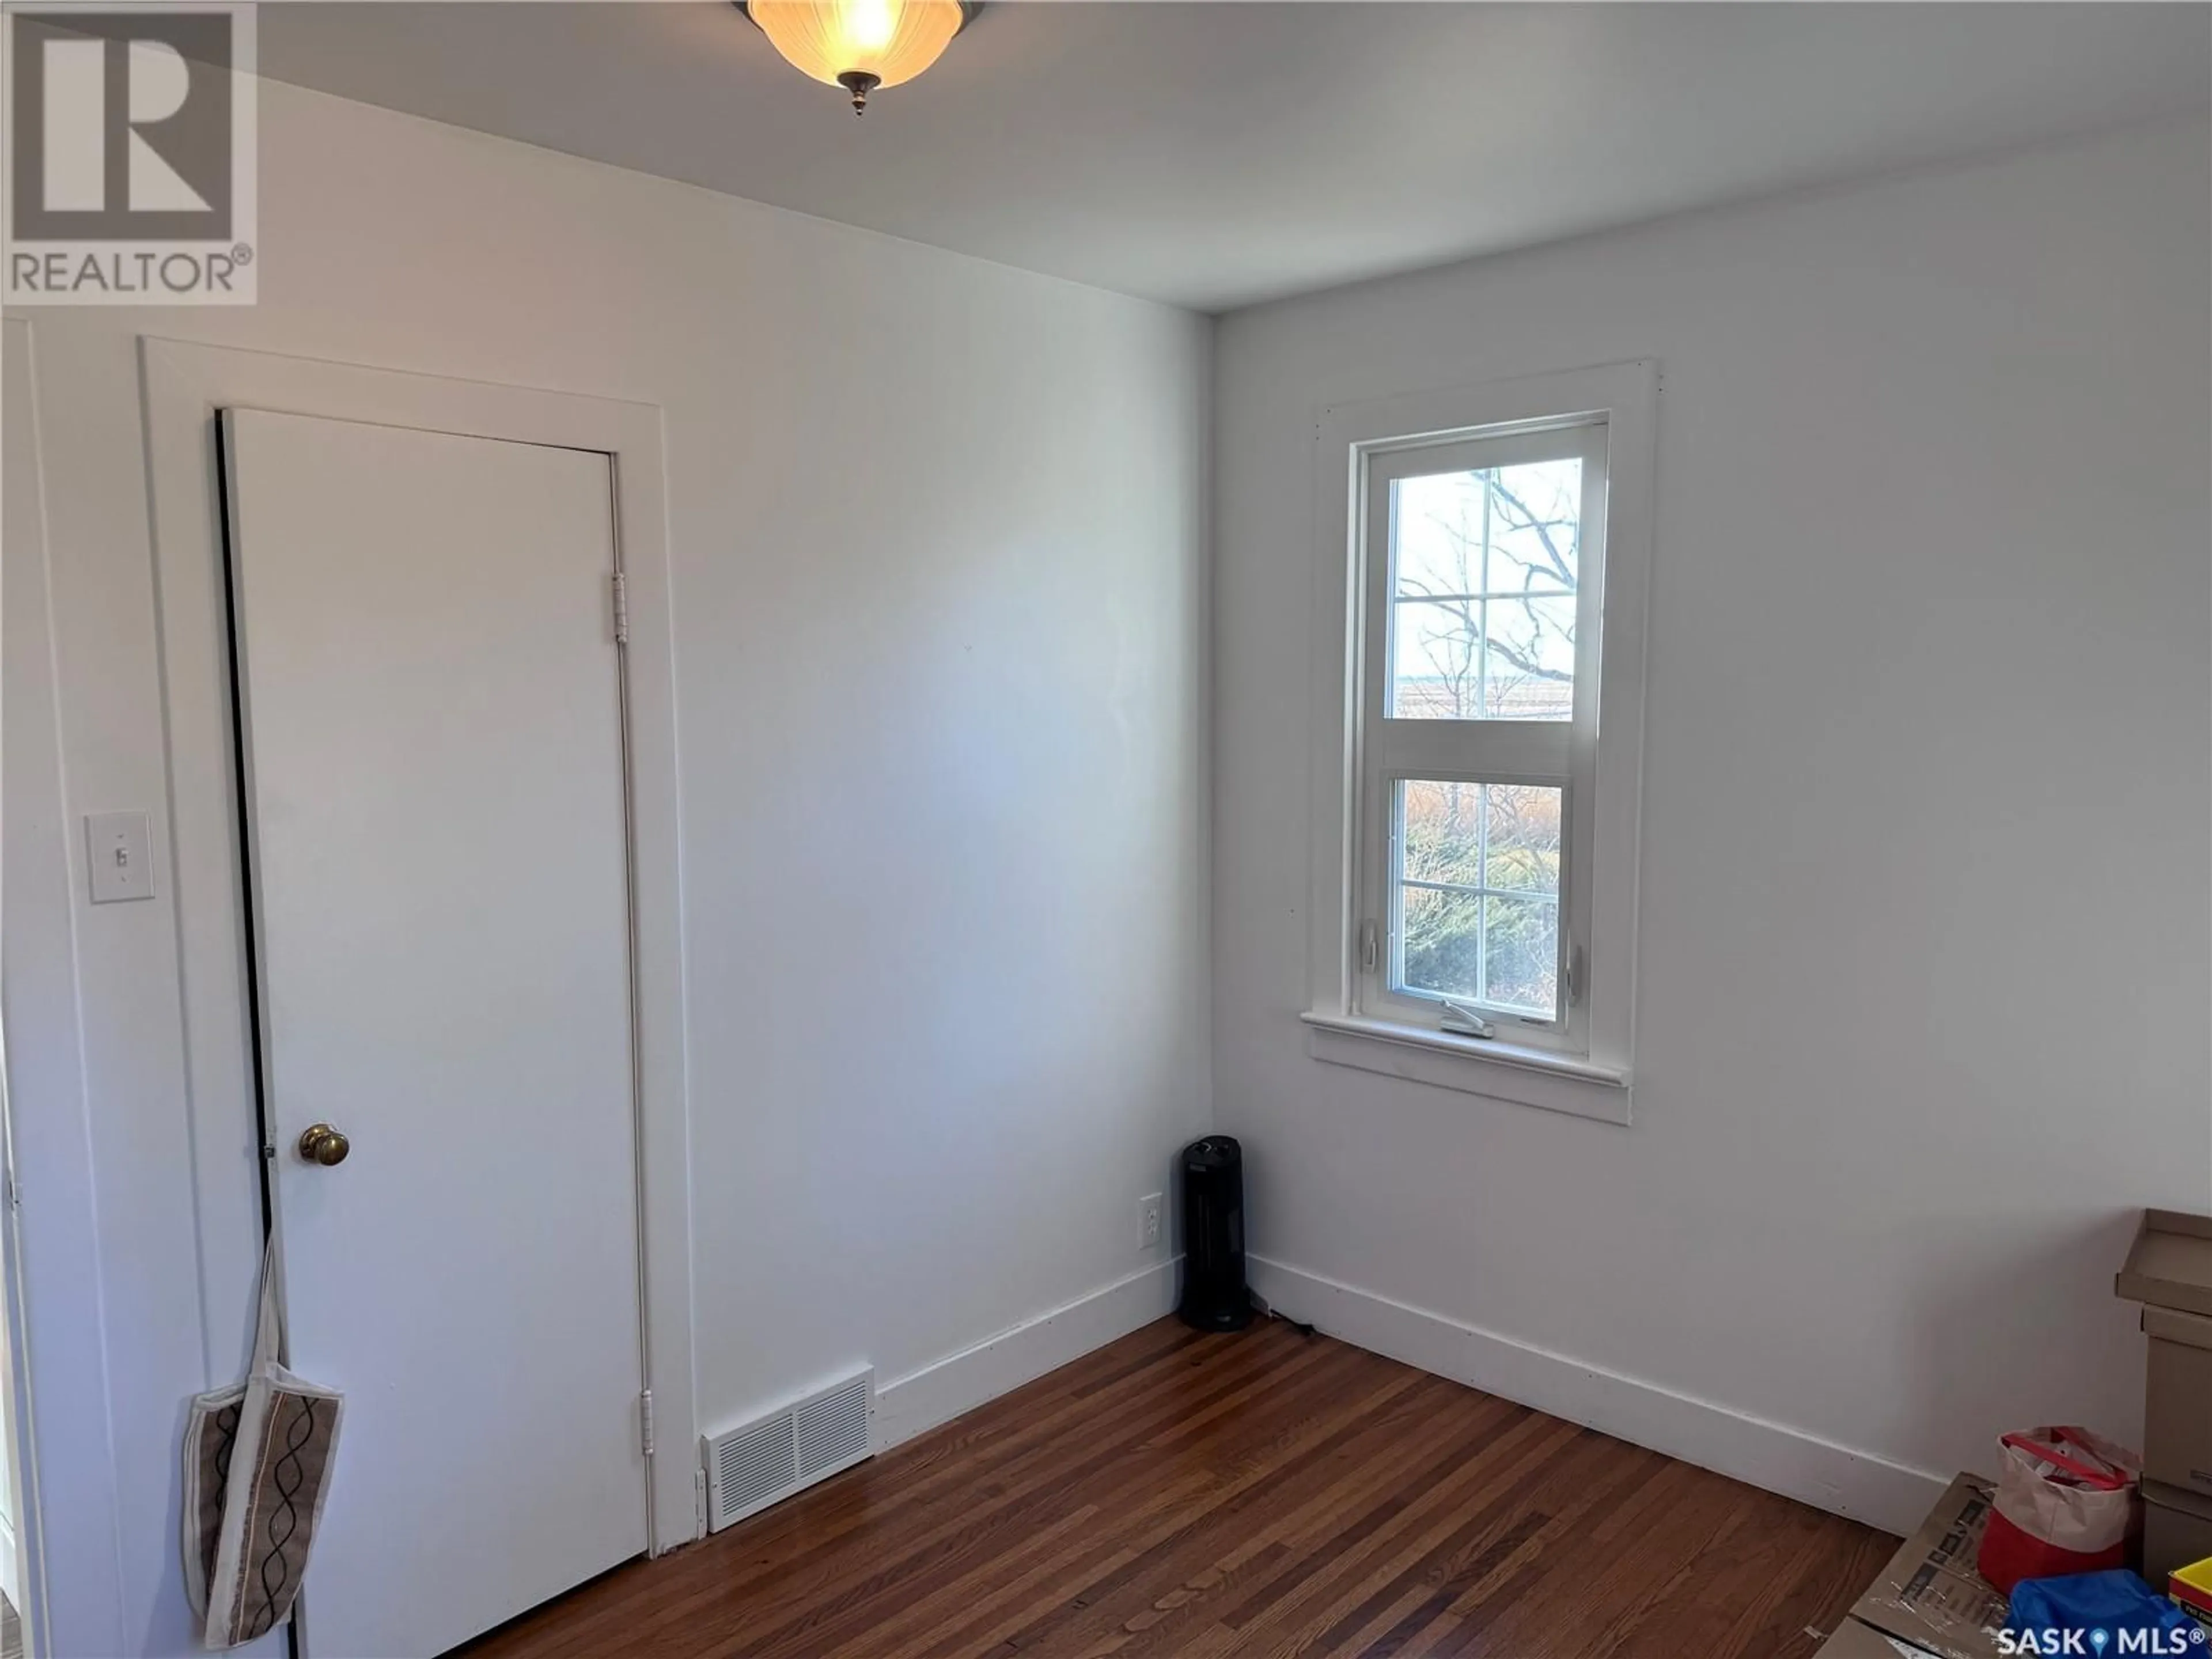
[1139,1192,1163,1250]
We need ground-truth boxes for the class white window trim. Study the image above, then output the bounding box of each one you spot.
[1302,361,1657,1123]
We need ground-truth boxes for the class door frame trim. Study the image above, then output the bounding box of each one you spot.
[142,338,700,1559]
[3,315,120,1658]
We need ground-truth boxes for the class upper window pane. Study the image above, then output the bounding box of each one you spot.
[1387,457,1581,721]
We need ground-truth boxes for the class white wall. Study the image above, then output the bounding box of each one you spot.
[1213,119,2211,1529]
[2,79,1209,1656]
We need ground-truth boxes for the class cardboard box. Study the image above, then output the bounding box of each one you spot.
[2145,1477,2212,1586]
[2116,1210,2212,1320]
[1815,1616,1944,1656]
[1844,1474,2008,1659]
[2144,1306,2212,1501]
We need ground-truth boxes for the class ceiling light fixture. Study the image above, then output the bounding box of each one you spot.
[736,1,980,115]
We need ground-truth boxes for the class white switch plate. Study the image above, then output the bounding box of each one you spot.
[86,811,154,903]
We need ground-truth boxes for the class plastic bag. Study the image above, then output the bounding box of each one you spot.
[2006,1569,2199,1653]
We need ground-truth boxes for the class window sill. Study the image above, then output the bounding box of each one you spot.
[1299,1011,1632,1125]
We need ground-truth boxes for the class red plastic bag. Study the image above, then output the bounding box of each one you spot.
[1977,1426,2142,1594]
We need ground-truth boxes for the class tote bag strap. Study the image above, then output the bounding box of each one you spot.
[2001,1430,2131,1491]
[251,1239,287,1372]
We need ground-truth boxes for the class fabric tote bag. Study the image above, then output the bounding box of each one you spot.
[181,1245,345,1649]
[1976,1426,2142,1594]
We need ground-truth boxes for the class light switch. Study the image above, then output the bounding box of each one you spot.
[86,810,154,904]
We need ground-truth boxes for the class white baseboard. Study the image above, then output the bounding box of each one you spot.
[1248,1255,1944,1536]
[874,1257,1181,1452]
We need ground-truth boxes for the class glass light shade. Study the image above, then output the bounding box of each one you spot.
[748,1,967,93]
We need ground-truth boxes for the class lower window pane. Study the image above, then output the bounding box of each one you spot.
[1482,895,1559,1014]
[1400,778,1485,888]
[1483,783,1562,892]
[1399,885,1483,1002]
[1393,779,1562,1018]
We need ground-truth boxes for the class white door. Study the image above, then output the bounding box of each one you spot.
[222,409,649,1658]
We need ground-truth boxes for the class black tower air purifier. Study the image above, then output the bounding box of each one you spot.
[1176,1136,1252,1331]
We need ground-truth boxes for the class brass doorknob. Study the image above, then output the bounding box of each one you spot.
[298,1123,350,1166]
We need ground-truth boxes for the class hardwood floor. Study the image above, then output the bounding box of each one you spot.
[457,1317,1895,1658]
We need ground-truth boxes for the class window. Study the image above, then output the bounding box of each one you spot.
[1363,421,1601,1043]
[1304,363,1654,1122]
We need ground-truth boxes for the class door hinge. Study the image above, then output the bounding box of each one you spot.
[639,1388,654,1457]
[693,1468,708,1535]
[610,570,630,646]
[1359,919,1379,973]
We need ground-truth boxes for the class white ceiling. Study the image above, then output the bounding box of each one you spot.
[259,2,2211,312]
